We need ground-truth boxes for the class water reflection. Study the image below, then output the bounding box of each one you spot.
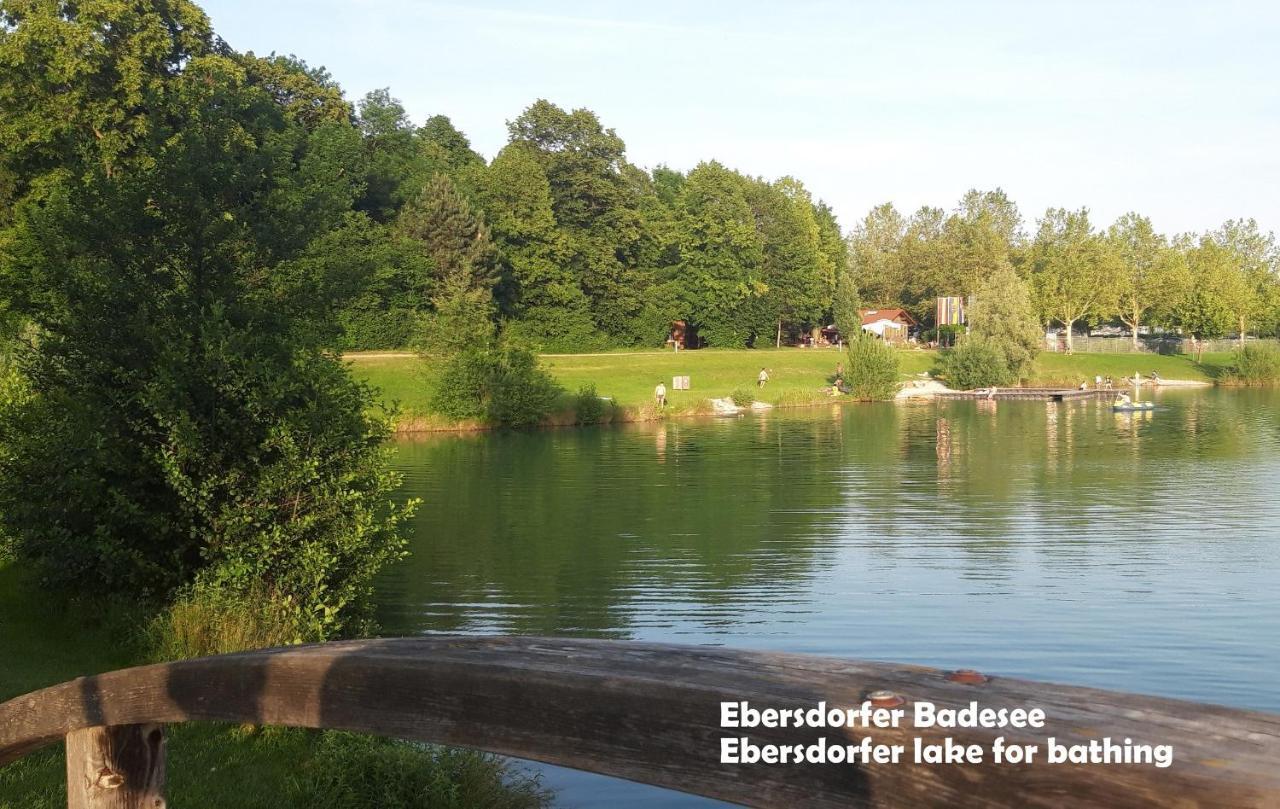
[377,388,1280,714]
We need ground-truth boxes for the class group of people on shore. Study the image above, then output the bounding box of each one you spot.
[1079,371,1162,391]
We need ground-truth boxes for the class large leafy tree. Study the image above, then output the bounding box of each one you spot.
[748,177,827,345]
[473,144,598,351]
[1027,208,1119,352]
[1175,236,1239,360]
[0,4,411,635]
[945,188,1023,296]
[1106,213,1182,348]
[674,161,764,347]
[0,0,215,183]
[849,203,907,309]
[1212,219,1277,347]
[507,100,647,340]
[356,88,420,221]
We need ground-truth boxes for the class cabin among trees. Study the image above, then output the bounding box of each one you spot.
[860,308,918,344]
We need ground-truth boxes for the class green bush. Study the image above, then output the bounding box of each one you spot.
[431,348,562,427]
[941,336,1016,389]
[845,336,901,400]
[730,388,755,407]
[1228,343,1280,385]
[573,384,607,425]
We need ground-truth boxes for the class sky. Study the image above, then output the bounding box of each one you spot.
[202,0,1280,237]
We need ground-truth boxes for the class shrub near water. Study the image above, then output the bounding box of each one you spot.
[431,347,563,427]
[1227,344,1280,385]
[941,336,1015,389]
[572,384,607,425]
[845,336,901,400]
[730,388,756,407]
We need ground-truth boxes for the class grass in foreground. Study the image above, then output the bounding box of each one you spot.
[0,562,550,809]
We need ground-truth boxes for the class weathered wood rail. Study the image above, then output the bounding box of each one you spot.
[2,637,1278,808]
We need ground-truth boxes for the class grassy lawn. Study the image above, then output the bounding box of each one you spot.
[348,348,1232,423]
[1030,351,1230,386]
[349,348,936,416]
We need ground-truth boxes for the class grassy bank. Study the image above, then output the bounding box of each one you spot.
[0,562,549,809]
[350,348,1231,431]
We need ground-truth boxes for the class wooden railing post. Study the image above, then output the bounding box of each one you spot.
[65,724,165,809]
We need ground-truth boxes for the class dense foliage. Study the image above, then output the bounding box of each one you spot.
[431,348,562,427]
[0,0,413,634]
[280,91,849,351]
[965,263,1041,381]
[941,336,1016,389]
[844,335,900,400]
[1228,344,1280,386]
[572,384,607,425]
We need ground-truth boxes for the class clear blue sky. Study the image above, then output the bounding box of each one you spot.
[203,0,1279,237]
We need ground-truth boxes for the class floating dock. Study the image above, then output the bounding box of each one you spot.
[937,388,1117,402]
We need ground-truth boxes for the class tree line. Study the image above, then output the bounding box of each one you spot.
[849,192,1280,353]
[336,93,846,351]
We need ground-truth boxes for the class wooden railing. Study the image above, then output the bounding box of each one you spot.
[2,637,1278,808]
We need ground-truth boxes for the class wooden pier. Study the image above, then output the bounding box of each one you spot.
[937,387,1118,402]
[1,636,1278,808]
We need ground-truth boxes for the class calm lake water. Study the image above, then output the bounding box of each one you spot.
[375,388,1280,807]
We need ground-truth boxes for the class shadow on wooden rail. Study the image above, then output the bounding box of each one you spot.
[1,636,1278,808]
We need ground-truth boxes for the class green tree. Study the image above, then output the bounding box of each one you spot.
[966,261,1041,380]
[0,0,214,182]
[1106,213,1179,348]
[1212,219,1277,348]
[241,53,352,127]
[849,203,907,309]
[474,145,599,351]
[673,161,765,347]
[397,174,498,350]
[356,88,420,221]
[832,265,861,345]
[507,100,647,341]
[1176,236,1243,360]
[398,174,497,289]
[1027,208,1118,352]
[748,176,828,345]
[0,11,411,634]
[944,188,1023,296]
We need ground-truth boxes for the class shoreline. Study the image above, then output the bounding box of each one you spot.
[390,377,1220,435]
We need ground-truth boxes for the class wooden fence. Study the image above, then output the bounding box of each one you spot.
[1,636,1278,808]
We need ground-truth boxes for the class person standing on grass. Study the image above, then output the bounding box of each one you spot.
[655,380,667,409]
[758,367,770,388]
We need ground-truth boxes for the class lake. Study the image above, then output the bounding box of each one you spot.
[375,388,1280,807]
